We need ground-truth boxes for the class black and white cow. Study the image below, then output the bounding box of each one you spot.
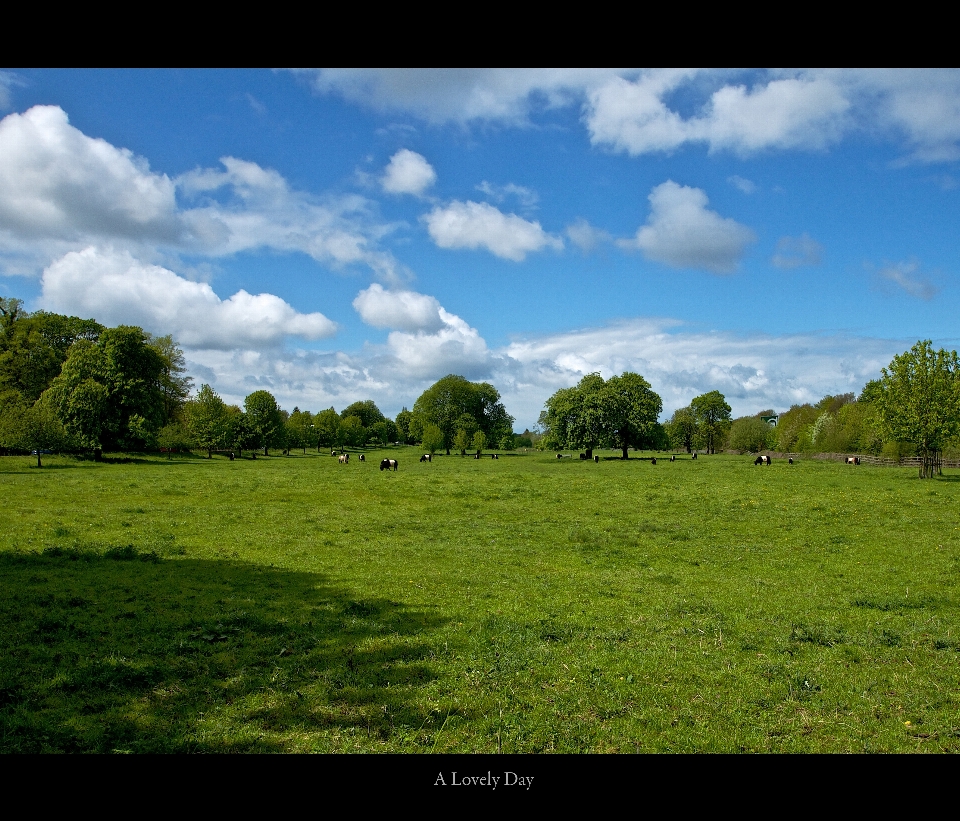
[338,453,350,464]
[380,458,398,471]
[358,453,365,462]
[420,454,432,463]
[846,456,860,465]
[754,455,771,465]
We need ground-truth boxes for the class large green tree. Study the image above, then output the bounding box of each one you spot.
[539,373,607,457]
[146,333,193,425]
[243,390,284,456]
[540,372,662,459]
[876,340,960,478]
[603,372,663,459]
[0,299,103,408]
[412,375,514,455]
[665,406,697,453]
[44,326,166,452]
[314,407,341,450]
[340,400,385,430]
[185,384,229,458]
[690,390,732,454]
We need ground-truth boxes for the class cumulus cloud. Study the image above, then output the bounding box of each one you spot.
[300,69,960,165]
[565,218,611,253]
[423,200,562,261]
[621,181,755,273]
[380,149,436,196]
[0,106,410,284]
[176,156,410,283]
[772,233,823,269]
[585,71,850,157]
[876,260,938,300]
[385,308,491,379]
[40,246,337,349]
[0,105,183,244]
[352,283,445,332]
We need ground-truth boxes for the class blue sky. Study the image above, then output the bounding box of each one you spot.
[1,69,958,429]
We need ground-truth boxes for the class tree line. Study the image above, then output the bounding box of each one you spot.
[539,341,960,479]
[0,298,518,464]
[4,297,957,478]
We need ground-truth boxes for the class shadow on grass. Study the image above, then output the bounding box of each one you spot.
[0,548,449,752]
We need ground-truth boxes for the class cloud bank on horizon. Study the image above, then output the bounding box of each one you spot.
[1,69,958,427]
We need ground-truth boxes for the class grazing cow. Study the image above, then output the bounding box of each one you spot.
[474,453,480,459]
[358,454,365,462]
[670,455,676,462]
[846,456,860,465]
[338,453,350,464]
[380,458,398,471]
[557,453,563,459]
[228,452,235,461]
[754,455,771,465]
[594,455,599,463]
[789,458,794,464]
[692,452,698,460]
[420,454,432,463]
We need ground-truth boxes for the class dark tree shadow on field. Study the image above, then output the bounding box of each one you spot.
[0,549,449,752]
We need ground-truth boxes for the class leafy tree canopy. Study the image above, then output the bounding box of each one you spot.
[340,400,385,429]
[412,375,514,454]
[876,340,960,478]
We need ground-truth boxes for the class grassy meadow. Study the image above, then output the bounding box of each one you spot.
[1,447,959,753]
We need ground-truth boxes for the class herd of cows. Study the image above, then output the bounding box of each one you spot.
[325,449,865,471]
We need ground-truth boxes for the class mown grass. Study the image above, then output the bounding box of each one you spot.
[2,448,959,752]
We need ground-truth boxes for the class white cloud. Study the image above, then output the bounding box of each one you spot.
[176,156,410,283]
[771,233,823,269]
[0,106,410,284]
[156,308,918,432]
[385,308,491,379]
[423,200,563,261]
[494,319,907,426]
[40,246,337,349]
[475,180,539,207]
[0,105,183,244]
[621,181,755,273]
[876,260,938,300]
[728,175,756,194]
[565,218,611,253]
[585,71,850,157]
[300,68,618,126]
[380,149,436,196]
[352,283,445,332]
[301,69,960,164]
[0,72,26,112]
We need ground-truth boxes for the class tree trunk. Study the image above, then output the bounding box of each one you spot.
[585,448,594,459]
[621,446,629,460]
[37,451,42,468]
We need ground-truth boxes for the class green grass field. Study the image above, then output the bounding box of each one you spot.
[2,448,958,753]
